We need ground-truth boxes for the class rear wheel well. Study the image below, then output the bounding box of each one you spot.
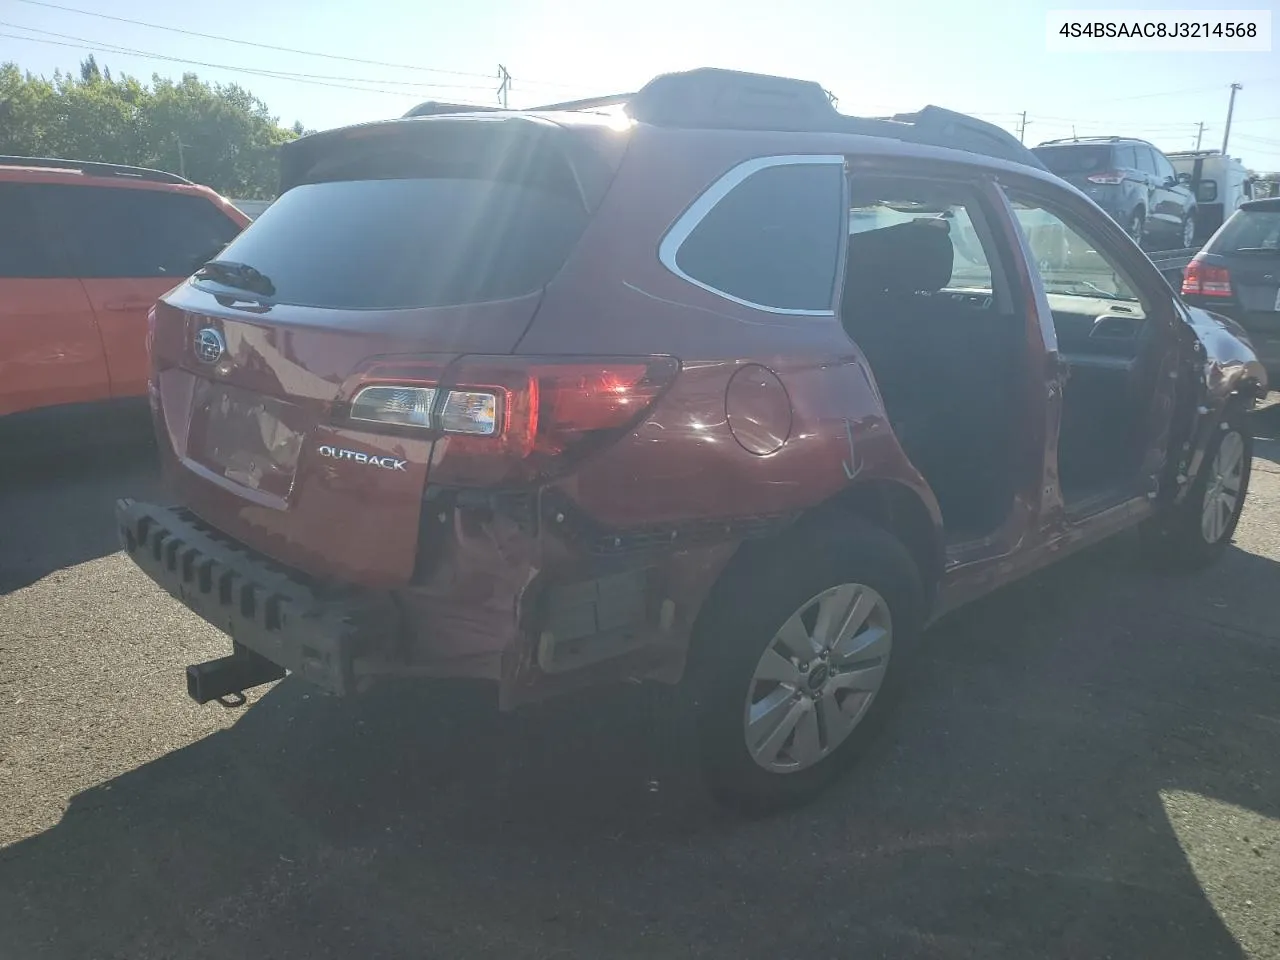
[685,479,941,682]
[785,480,942,612]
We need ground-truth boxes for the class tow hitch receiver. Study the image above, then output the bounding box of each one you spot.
[187,643,286,706]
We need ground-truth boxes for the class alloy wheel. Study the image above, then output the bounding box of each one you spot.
[1129,211,1145,244]
[742,583,892,774]
[1202,430,1246,545]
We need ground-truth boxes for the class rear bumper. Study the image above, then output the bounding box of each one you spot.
[116,498,377,696]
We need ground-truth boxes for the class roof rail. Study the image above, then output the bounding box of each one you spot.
[541,69,1046,170]
[402,69,1047,171]
[1035,135,1157,148]
[0,155,192,185]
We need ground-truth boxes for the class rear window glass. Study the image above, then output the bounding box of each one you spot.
[1032,145,1112,174]
[1213,210,1280,253]
[671,162,844,312]
[1196,181,1219,202]
[198,177,589,310]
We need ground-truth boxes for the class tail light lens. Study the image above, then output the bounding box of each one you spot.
[1181,258,1233,298]
[1087,172,1124,184]
[351,385,437,428]
[345,355,680,486]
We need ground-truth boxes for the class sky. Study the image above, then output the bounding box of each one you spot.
[2,0,1279,170]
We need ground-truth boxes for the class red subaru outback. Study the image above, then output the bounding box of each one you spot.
[118,69,1265,811]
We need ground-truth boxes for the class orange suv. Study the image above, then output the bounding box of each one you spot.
[0,156,249,419]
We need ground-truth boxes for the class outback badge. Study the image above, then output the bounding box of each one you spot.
[317,444,408,472]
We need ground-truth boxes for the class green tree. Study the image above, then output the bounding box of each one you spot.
[0,58,304,197]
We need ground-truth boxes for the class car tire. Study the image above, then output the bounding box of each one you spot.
[1141,406,1252,572]
[1128,207,1146,246]
[686,517,924,815]
[1181,214,1197,249]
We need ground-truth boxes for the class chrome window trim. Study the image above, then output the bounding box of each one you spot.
[657,154,846,317]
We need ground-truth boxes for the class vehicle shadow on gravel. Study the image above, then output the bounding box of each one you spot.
[1,532,1278,958]
[0,402,160,596]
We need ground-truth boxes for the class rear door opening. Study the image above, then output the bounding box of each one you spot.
[152,115,624,586]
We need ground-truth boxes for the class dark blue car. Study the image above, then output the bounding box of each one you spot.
[1032,137,1198,251]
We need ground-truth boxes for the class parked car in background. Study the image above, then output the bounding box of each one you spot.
[1183,196,1280,382]
[115,68,1264,813]
[1032,137,1198,250]
[1167,149,1256,243]
[0,156,249,419]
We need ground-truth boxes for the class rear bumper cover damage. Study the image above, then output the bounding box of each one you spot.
[116,498,376,697]
[117,494,791,708]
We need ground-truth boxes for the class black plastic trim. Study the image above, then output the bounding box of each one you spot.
[116,499,371,696]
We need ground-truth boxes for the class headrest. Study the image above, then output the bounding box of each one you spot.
[846,219,954,296]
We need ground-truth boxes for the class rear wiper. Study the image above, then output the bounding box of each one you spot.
[194,259,276,297]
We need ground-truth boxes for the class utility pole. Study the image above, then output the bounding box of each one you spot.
[497,64,511,108]
[1017,111,1029,144]
[1195,121,1205,151]
[1221,82,1241,155]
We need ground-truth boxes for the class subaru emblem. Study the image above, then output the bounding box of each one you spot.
[194,327,225,364]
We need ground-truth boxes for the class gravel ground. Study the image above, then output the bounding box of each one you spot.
[1,404,1279,959]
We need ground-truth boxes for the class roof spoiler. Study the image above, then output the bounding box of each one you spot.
[404,68,1045,171]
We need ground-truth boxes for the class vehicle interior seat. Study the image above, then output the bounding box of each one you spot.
[841,218,1018,540]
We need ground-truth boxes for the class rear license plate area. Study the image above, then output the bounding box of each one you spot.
[187,382,304,499]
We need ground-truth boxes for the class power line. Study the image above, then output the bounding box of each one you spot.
[11,0,585,90]
[0,31,495,99]
[1,22,497,91]
[12,0,489,80]
[1233,133,1280,147]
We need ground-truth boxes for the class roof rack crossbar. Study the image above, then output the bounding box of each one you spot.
[404,93,633,119]
[0,155,191,185]
[525,93,635,112]
[402,100,506,118]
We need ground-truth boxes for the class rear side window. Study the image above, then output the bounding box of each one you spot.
[30,184,242,279]
[663,159,845,313]
[1134,147,1157,175]
[1113,145,1137,169]
[201,177,589,310]
[1212,210,1280,253]
[1031,145,1111,174]
[0,184,63,278]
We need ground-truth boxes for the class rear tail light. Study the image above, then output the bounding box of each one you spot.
[350,385,437,429]
[345,356,680,486]
[1087,172,1124,184]
[439,390,498,436]
[1181,257,1233,298]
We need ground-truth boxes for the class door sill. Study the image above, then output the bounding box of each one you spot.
[1063,481,1146,522]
